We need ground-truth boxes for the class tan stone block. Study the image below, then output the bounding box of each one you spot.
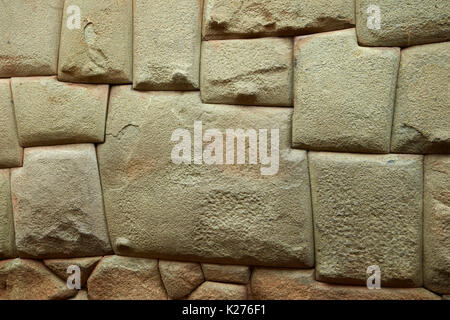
[202,263,250,284]
[44,257,102,287]
[11,76,108,147]
[0,170,15,259]
[201,37,293,106]
[188,281,247,300]
[159,260,204,299]
[309,152,423,287]
[69,290,88,300]
[292,29,400,153]
[133,0,202,90]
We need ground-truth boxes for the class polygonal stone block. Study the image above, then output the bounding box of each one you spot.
[0,169,16,259]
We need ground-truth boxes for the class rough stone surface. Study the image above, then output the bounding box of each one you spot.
[0,79,22,168]
[70,290,88,300]
[201,38,293,106]
[292,29,400,153]
[423,155,450,294]
[443,295,450,300]
[97,87,314,267]
[391,42,450,154]
[188,281,247,300]
[203,0,355,40]
[133,0,202,90]
[44,257,102,287]
[202,263,251,284]
[0,170,15,259]
[87,255,167,300]
[11,76,109,147]
[0,0,63,77]
[11,144,112,259]
[251,268,440,300]
[0,259,75,300]
[159,260,204,299]
[309,152,423,287]
[58,0,132,84]
[356,0,450,47]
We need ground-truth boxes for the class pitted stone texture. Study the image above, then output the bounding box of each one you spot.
[133,0,201,90]
[11,77,108,147]
[58,0,132,84]
[356,0,450,47]
[202,264,251,284]
[0,259,75,300]
[11,144,112,259]
[0,170,15,259]
[97,87,314,268]
[424,155,450,294]
[251,268,440,300]
[0,0,63,77]
[203,0,355,40]
[44,257,102,287]
[292,29,400,153]
[159,260,204,299]
[70,290,88,300]
[87,255,167,300]
[0,79,22,168]
[391,42,450,154]
[309,152,423,287]
[201,38,293,106]
[188,281,247,300]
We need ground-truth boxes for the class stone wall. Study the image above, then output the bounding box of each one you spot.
[0,0,448,300]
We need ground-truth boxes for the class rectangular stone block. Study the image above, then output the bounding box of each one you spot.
[0,170,16,259]
[0,0,63,77]
[292,29,400,153]
[97,87,314,267]
[133,0,202,90]
[356,0,450,47]
[58,0,132,84]
[309,152,423,287]
[391,42,449,154]
[201,38,293,106]
[203,0,355,40]
[11,76,109,147]
[424,155,450,294]
[0,79,22,168]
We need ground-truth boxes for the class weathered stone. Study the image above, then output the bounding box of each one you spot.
[309,152,423,287]
[159,260,204,299]
[201,38,293,106]
[58,0,132,84]
[11,76,108,147]
[133,0,201,90]
[97,87,314,267]
[292,29,400,153]
[188,281,247,300]
[0,0,63,77]
[11,144,112,258]
[87,255,167,300]
[251,268,440,300]
[202,264,251,284]
[391,42,450,154]
[443,295,450,300]
[0,259,75,300]
[424,155,450,294]
[203,0,355,40]
[0,170,15,259]
[0,79,22,168]
[69,290,88,300]
[44,257,102,287]
[356,0,450,47]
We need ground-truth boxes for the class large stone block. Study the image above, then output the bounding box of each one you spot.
[133,0,202,90]
[0,170,15,259]
[202,263,251,284]
[188,281,247,300]
[201,37,293,106]
[391,42,450,154]
[356,0,450,47]
[0,79,22,168]
[0,0,63,77]
[424,155,450,294]
[159,260,204,299]
[11,144,112,258]
[203,0,355,40]
[58,0,132,84]
[292,29,400,153]
[97,87,314,267]
[309,152,423,287]
[11,76,108,147]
